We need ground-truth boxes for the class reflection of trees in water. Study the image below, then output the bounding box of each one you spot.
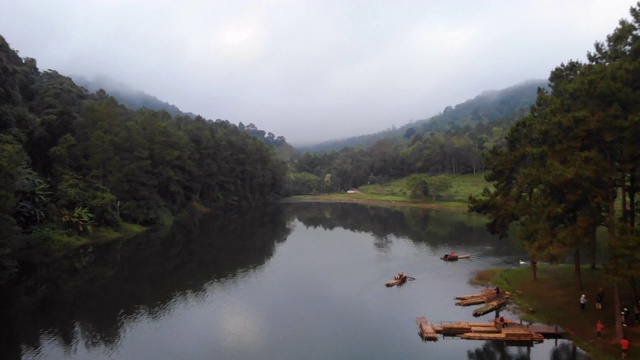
[463,340,588,360]
[285,202,522,254]
[0,205,291,358]
[551,341,589,360]
[466,340,531,360]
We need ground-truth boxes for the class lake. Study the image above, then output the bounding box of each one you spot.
[0,202,589,359]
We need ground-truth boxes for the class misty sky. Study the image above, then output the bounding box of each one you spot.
[0,1,636,145]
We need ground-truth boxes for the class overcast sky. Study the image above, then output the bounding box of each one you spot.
[0,1,636,145]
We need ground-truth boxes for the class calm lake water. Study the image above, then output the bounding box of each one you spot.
[0,203,589,360]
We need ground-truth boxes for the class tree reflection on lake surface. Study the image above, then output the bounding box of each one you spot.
[0,203,589,360]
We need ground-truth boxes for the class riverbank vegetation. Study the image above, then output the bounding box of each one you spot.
[284,172,486,211]
[475,265,639,360]
[468,3,640,343]
[0,35,288,286]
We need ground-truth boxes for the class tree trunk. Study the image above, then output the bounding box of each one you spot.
[590,227,597,270]
[615,283,623,340]
[609,191,623,338]
[530,255,537,281]
[631,277,638,309]
[574,248,582,290]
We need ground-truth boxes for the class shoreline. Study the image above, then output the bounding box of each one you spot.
[483,266,637,360]
[280,195,469,212]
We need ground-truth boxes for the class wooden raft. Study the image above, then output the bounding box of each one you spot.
[472,298,509,316]
[385,278,406,287]
[455,289,496,300]
[456,291,510,306]
[385,273,414,287]
[437,321,500,335]
[416,317,439,341]
[459,328,544,342]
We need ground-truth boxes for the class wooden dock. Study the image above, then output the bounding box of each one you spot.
[416,317,439,341]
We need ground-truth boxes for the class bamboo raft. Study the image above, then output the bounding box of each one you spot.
[434,321,501,335]
[455,289,496,300]
[455,291,510,306]
[459,328,544,342]
[420,318,545,343]
[416,317,439,341]
[385,273,415,287]
[472,298,509,317]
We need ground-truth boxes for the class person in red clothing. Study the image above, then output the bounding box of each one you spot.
[620,336,630,358]
[596,320,603,338]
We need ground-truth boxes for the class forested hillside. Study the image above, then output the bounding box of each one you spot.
[299,79,546,153]
[73,75,194,117]
[287,82,542,195]
[0,35,287,285]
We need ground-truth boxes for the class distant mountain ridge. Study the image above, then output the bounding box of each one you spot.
[72,75,196,117]
[298,79,548,153]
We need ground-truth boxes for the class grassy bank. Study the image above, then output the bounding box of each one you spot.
[44,223,148,249]
[474,265,638,360]
[285,173,487,211]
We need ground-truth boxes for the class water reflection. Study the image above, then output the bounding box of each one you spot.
[0,206,291,359]
[0,202,590,360]
[285,202,525,260]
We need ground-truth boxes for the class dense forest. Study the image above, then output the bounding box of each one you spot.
[0,27,551,286]
[0,35,288,285]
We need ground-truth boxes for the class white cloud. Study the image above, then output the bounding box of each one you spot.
[0,0,635,145]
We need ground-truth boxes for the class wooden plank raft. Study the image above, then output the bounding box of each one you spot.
[455,289,496,300]
[472,298,509,316]
[437,321,500,335]
[385,273,415,287]
[456,291,510,306]
[416,317,439,341]
[459,328,544,342]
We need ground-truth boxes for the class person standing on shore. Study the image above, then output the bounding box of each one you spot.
[596,320,603,338]
[580,294,587,311]
[596,288,604,309]
[620,335,630,358]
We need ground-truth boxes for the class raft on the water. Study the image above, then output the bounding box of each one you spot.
[416,316,439,341]
[455,291,511,306]
[472,298,509,317]
[385,272,414,287]
[440,253,470,261]
[420,318,545,343]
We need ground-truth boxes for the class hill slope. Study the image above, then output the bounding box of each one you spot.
[299,79,547,153]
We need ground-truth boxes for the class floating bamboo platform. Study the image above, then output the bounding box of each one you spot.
[385,278,406,287]
[455,289,495,300]
[416,317,439,341]
[472,298,509,316]
[435,321,501,335]
[455,291,511,306]
[459,328,544,342]
[384,274,415,287]
[419,318,547,343]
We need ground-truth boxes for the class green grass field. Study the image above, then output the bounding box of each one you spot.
[288,173,490,210]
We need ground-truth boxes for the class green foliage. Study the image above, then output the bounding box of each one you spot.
[427,175,453,201]
[470,3,640,298]
[405,174,430,200]
[285,172,322,195]
[58,206,94,234]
